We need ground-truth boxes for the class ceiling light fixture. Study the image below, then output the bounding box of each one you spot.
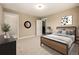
[35,4,45,10]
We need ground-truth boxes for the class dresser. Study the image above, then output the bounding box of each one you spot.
[0,35,16,55]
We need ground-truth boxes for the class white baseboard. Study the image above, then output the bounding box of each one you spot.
[19,35,35,40]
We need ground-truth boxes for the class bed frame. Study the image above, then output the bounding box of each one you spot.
[40,26,76,55]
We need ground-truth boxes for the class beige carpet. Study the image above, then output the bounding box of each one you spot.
[17,36,78,55]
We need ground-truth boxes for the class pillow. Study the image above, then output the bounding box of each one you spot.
[57,30,62,34]
[57,33,65,36]
[62,30,66,34]
[55,29,66,35]
[53,30,66,36]
[66,30,74,35]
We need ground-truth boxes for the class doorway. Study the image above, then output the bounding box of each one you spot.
[42,20,46,35]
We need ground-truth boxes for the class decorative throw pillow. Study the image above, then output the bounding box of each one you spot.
[66,30,74,35]
[57,30,62,34]
[62,30,66,34]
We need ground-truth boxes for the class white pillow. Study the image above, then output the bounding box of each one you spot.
[62,30,66,34]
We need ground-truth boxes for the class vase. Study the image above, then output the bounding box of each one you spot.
[4,32,10,39]
[4,34,7,38]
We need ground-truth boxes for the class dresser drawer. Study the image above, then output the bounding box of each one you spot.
[0,41,16,55]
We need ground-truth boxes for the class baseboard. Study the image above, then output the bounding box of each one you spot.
[19,35,35,40]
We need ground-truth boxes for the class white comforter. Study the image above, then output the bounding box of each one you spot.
[42,34,75,48]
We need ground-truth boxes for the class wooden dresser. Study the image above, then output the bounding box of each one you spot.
[0,35,16,55]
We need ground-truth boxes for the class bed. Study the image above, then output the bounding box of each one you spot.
[40,26,76,55]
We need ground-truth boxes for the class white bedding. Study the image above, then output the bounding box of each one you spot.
[42,34,75,48]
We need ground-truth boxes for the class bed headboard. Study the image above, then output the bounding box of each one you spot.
[56,26,76,40]
[56,26,76,31]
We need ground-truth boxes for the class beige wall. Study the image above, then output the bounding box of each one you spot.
[47,7,79,34]
[0,5,37,39]
[0,5,3,34]
[19,14,37,38]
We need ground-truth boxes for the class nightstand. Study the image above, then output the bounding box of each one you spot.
[76,36,79,54]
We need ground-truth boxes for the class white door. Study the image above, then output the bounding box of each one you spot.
[36,20,42,36]
[4,12,19,39]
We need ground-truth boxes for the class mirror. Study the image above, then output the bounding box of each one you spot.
[24,21,31,29]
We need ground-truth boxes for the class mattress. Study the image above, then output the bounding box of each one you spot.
[42,34,75,48]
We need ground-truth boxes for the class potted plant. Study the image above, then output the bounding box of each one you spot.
[1,23,10,38]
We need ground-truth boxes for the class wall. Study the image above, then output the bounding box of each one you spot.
[1,5,37,39]
[4,12,19,38]
[19,14,37,39]
[0,5,3,35]
[47,7,79,34]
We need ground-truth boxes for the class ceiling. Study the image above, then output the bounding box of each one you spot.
[1,3,79,17]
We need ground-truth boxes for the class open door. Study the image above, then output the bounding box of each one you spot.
[36,20,42,36]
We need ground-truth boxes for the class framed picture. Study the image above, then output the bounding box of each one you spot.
[24,21,31,29]
[61,16,72,25]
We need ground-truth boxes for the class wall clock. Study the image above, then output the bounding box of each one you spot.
[24,21,31,29]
